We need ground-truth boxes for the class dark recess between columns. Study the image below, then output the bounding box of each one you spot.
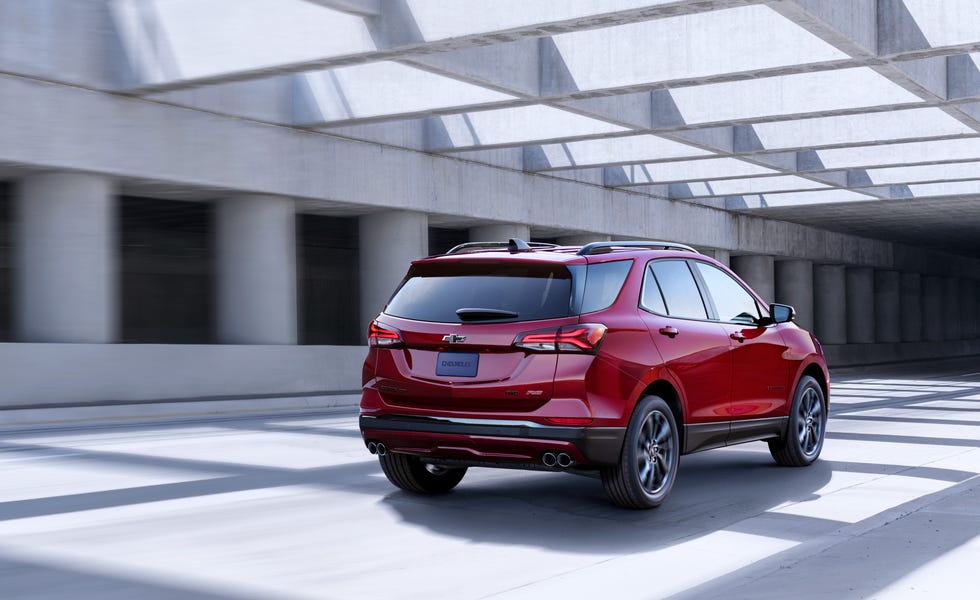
[0,182,9,341]
[298,214,360,345]
[428,227,469,256]
[120,196,214,344]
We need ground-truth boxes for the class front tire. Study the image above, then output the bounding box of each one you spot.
[378,452,467,494]
[769,375,826,467]
[601,395,680,509]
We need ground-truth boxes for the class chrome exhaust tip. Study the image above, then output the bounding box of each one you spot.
[556,452,573,468]
[376,443,388,456]
[367,442,378,455]
[542,452,558,467]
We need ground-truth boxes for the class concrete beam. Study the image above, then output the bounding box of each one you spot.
[876,0,980,58]
[113,0,762,94]
[403,39,540,98]
[1,72,972,272]
[299,0,380,17]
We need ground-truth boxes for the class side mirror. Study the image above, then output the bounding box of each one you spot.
[769,303,795,324]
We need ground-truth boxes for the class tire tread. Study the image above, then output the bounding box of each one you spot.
[379,452,466,494]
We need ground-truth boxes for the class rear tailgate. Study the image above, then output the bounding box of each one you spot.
[366,258,579,412]
[370,316,580,411]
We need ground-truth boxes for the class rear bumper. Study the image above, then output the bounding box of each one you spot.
[360,414,626,466]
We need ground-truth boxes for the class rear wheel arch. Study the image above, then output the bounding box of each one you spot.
[639,379,684,449]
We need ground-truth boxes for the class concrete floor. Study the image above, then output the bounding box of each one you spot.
[2,360,980,599]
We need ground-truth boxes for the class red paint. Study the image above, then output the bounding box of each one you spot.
[361,247,828,467]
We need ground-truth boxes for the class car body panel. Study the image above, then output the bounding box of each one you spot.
[360,243,828,475]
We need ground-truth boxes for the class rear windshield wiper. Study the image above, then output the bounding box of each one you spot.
[455,308,519,321]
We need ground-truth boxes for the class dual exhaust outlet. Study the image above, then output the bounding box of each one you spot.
[368,442,571,468]
[542,451,574,469]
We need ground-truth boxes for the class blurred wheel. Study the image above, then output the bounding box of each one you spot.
[769,375,826,466]
[601,395,679,509]
[379,452,467,494]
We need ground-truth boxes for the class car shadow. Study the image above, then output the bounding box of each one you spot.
[381,445,836,554]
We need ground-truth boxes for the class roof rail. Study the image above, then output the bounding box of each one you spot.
[446,238,559,255]
[576,241,698,256]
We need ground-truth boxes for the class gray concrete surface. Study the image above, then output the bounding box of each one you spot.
[216,195,298,345]
[3,359,980,599]
[0,344,365,407]
[14,172,117,343]
[358,210,428,340]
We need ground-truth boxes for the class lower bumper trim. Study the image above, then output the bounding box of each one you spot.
[360,414,625,465]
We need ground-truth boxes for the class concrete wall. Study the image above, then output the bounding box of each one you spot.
[823,341,980,368]
[0,344,365,407]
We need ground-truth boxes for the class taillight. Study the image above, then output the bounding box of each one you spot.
[513,324,607,354]
[368,321,404,348]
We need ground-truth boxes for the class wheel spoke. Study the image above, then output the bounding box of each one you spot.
[642,462,655,489]
[643,417,655,444]
[655,455,668,484]
[639,461,651,483]
[654,419,669,445]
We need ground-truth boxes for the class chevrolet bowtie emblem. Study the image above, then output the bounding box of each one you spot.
[442,334,467,344]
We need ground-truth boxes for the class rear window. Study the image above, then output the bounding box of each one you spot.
[386,262,573,323]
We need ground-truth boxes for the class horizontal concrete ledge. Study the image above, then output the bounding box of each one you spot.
[0,343,366,407]
[0,389,362,412]
[823,341,980,368]
[0,394,361,429]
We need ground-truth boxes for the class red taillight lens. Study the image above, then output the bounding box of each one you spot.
[368,321,403,348]
[513,324,606,354]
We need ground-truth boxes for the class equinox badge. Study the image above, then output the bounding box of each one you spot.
[442,334,467,344]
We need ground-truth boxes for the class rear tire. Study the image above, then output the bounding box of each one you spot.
[378,452,467,494]
[601,395,679,509]
[769,375,826,467]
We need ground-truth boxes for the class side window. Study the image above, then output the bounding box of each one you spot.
[694,262,761,325]
[650,260,708,319]
[640,264,667,314]
[580,260,633,313]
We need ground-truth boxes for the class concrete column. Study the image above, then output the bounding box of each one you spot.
[469,223,531,242]
[813,265,846,344]
[703,248,731,268]
[943,277,960,341]
[774,259,813,331]
[874,270,901,343]
[216,195,297,345]
[731,255,774,304]
[846,267,875,344]
[360,210,428,340]
[14,172,117,343]
[557,234,611,246]
[961,279,976,339]
[922,276,944,342]
[900,272,922,342]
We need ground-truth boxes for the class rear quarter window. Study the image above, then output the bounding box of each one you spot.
[578,260,632,314]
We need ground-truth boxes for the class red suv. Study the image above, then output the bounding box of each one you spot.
[360,239,828,509]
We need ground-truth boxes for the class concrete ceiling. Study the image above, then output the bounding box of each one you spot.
[97,0,980,257]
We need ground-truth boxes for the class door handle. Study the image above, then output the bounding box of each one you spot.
[730,331,746,343]
[659,326,679,338]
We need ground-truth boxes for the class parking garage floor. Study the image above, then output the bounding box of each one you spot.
[2,359,980,599]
